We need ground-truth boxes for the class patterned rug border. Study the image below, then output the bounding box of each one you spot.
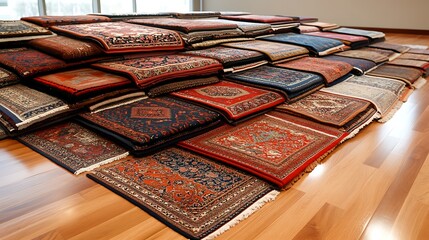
[17,124,129,175]
[86,150,280,240]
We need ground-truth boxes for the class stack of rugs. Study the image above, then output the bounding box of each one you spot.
[1,12,428,239]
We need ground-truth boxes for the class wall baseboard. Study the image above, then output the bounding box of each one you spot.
[344,26,429,35]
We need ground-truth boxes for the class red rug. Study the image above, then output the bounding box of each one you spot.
[180,111,347,188]
[0,47,100,78]
[29,35,104,60]
[92,54,222,89]
[33,68,132,101]
[171,81,285,122]
[19,121,128,175]
[88,147,278,239]
[277,57,353,86]
[50,22,184,53]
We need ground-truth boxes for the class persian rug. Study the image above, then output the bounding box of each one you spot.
[262,33,345,56]
[225,65,324,102]
[28,35,104,60]
[127,18,238,33]
[190,37,255,50]
[388,59,429,75]
[219,14,296,24]
[208,19,272,37]
[408,48,429,55]
[180,29,246,45]
[367,64,424,87]
[0,67,20,88]
[305,31,369,49]
[184,46,265,70]
[0,20,55,44]
[0,47,98,78]
[179,112,347,188]
[33,68,133,102]
[329,27,385,41]
[91,54,222,89]
[344,75,406,99]
[323,55,377,75]
[18,121,128,175]
[301,21,339,31]
[0,20,53,38]
[171,81,285,122]
[334,49,389,64]
[0,84,70,131]
[360,47,401,61]
[88,147,278,239]
[368,42,410,53]
[320,79,399,119]
[147,76,221,97]
[50,22,184,53]
[398,53,429,62]
[276,57,354,86]
[78,96,222,156]
[21,15,112,27]
[275,91,371,127]
[222,40,309,63]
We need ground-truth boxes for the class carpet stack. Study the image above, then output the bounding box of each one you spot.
[1,12,428,239]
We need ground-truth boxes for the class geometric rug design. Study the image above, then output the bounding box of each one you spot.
[180,112,347,188]
[171,81,285,122]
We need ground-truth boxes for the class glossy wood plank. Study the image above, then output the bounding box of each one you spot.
[364,136,399,168]
[0,33,429,240]
[292,203,344,240]
[360,138,429,239]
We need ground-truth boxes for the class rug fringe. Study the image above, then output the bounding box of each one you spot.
[202,190,280,240]
[16,105,70,130]
[401,44,428,50]
[399,87,414,102]
[74,152,129,175]
[413,77,427,89]
[377,101,403,123]
[91,96,148,114]
[341,113,379,143]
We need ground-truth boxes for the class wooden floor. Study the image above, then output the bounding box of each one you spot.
[1,33,429,240]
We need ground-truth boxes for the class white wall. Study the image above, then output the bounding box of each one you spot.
[203,0,429,30]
